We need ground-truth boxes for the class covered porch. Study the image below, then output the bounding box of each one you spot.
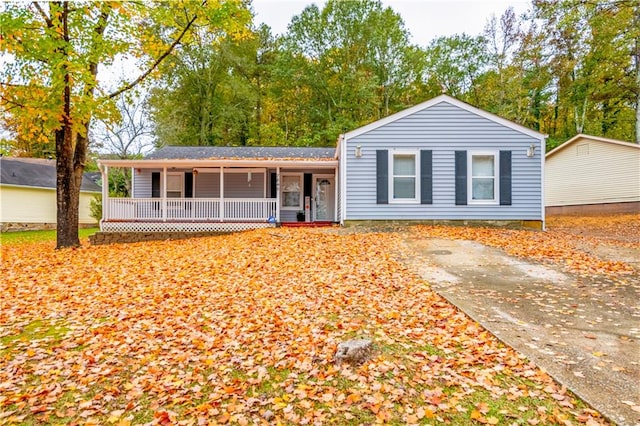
[97,156,339,233]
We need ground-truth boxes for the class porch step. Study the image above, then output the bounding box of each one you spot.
[280,221,336,228]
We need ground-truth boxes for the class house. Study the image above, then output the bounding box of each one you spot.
[0,157,102,232]
[545,134,640,215]
[96,95,546,236]
[339,95,545,227]
[97,147,338,233]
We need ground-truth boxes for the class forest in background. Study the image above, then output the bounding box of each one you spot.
[3,0,639,159]
[147,0,639,151]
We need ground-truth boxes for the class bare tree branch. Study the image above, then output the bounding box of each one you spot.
[105,0,206,100]
[32,2,53,28]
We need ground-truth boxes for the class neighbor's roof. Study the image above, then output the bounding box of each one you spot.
[0,157,102,192]
[546,134,640,158]
[145,146,337,160]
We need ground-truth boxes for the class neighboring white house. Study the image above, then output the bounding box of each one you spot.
[0,157,102,232]
[545,134,640,215]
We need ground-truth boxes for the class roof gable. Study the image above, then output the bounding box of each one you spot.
[546,134,640,158]
[0,157,101,192]
[343,94,546,141]
[145,146,337,160]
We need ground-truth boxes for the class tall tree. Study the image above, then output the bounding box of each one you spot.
[0,1,250,248]
[533,0,639,143]
[149,25,267,147]
[423,34,489,104]
[280,0,424,145]
[92,94,154,159]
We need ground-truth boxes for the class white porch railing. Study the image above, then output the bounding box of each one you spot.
[105,198,277,222]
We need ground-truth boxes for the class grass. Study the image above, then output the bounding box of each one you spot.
[0,227,98,245]
[0,319,69,358]
[0,228,611,425]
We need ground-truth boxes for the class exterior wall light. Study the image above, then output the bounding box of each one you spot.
[355,145,362,158]
[527,144,536,158]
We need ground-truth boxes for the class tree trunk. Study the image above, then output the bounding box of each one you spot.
[55,2,81,249]
[56,106,81,248]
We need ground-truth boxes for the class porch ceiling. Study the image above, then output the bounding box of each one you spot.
[97,159,338,169]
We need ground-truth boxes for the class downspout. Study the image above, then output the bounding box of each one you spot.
[540,136,547,231]
[334,166,338,223]
[276,167,281,223]
[339,134,347,226]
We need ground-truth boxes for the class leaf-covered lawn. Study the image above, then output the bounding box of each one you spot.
[1,228,607,425]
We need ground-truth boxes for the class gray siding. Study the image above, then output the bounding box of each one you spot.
[345,102,542,220]
[134,169,265,198]
[133,169,162,198]
[224,173,265,198]
[195,173,220,197]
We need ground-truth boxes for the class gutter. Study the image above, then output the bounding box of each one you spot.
[98,159,339,168]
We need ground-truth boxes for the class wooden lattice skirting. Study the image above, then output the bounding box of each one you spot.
[100,221,275,233]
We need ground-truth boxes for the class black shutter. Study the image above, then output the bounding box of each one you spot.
[270,172,277,198]
[500,150,512,205]
[376,150,388,204]
[151,172,160,198]
[304,173,312,198]
[455,151,467,205]
[185,172,193,198]
[420,150,433,204]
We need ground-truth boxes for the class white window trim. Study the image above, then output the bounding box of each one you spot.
[166,172,184,198]
[280,172,303,210]
[467,151,499,205]
[389,149,420,204]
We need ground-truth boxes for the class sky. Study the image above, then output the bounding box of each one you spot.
[252,0,532,46]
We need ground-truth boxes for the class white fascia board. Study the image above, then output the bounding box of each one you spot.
[343,94,547,141]
[98,159,339,168]
[0,183,100,194]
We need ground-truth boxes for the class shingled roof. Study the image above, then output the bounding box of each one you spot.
[145,146,336,160]
[0,157,102,192]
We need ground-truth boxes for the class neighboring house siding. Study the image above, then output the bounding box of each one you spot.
[0,185,97,225]
[79,192,98,224]
[545,139,640,206]
[345,102,542,220]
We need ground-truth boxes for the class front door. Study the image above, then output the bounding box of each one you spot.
[313,176,335,221]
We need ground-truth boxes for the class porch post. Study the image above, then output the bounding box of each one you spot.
[220,166,225,221]
[101,165,108,225]
[275,167,281,223]
[334,166,338,222]
[162,166,167,222]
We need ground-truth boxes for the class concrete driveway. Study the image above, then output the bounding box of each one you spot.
[401,237,640,426]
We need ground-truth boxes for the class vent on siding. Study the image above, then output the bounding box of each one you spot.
[576,143,589,156]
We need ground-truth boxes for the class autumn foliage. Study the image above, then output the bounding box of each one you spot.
[412,214,640,277]
[0,227,612,425]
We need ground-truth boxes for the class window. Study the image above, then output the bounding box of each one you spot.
[166,173,183,198]
[281,174,302,209]
[469,152,498,203]
[391,152,418,201]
